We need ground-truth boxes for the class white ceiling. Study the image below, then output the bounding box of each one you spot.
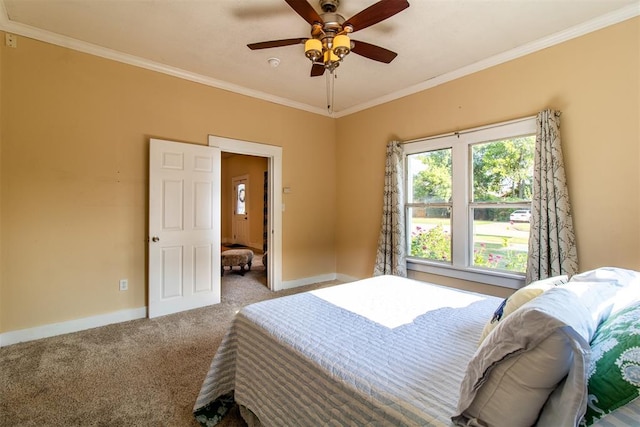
[1,0,638,117]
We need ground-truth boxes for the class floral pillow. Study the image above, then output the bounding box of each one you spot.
[582,302,640,425]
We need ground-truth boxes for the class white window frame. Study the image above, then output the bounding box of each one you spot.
[404,117,536,289]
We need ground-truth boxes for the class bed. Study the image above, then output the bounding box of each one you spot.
[194,271,640,426]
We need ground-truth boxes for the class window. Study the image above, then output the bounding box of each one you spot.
[407,148,452,262]
[235,182,246,215]
[405,117,536,287]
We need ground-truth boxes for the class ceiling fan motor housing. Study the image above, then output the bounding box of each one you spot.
[319,12,346,35]
[320,0,339,13]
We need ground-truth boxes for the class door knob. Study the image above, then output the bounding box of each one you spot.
[151,236,160,242]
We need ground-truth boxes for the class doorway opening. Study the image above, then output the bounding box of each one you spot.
[221,157,267,295]
[209,135,283,292]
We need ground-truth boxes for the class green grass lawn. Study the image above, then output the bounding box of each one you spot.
[475,234,528,245]
[411,218,530,244]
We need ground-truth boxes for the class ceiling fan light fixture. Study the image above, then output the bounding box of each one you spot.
[324,49,340,65]
[304,38,322,62]
[332,34,350,58]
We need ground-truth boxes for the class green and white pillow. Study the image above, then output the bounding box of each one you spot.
[582,302,640,426]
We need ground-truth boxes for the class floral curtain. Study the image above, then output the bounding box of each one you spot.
[373,141,407,277]
[526,109,579,283]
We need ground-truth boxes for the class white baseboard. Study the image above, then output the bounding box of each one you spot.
[0,273,362,347]
[336,273,362,283]
[281,273,339,290]
[0,306,147,348]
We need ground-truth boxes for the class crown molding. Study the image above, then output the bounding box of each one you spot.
[0,1,329,117]
[333,3,640,118]
[1,1,638,118]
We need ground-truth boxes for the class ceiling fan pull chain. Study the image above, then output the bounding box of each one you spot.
[326,70,336,114]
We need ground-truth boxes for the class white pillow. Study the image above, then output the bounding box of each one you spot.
[569,266,640,287]
[463,332,572,426]
[568,267,640,317]
[478,275,568,343]
[453,285,596,427]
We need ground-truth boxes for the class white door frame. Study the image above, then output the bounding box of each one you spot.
[209,135,283,291]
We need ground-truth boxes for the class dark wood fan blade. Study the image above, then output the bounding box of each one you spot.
[247,38,307,50]
[284,0,323,25]
[311,63,325,77]
[351,40,398,63]
[344,0,410,33]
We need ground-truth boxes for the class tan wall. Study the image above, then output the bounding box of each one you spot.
[0,34,336,332]
[1,18,638,334]
[335,18,640,295]
[221,155,268,250]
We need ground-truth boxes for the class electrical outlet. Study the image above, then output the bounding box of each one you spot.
[119,279,128,291]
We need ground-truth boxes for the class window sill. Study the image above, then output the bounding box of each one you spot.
[407,259,526,290]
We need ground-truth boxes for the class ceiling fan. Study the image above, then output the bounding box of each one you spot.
[247,0,410,77]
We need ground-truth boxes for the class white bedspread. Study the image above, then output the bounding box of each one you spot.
[194,275,502,426]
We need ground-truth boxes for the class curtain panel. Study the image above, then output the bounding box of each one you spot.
[373,141,407,277]
[526,109,579,283]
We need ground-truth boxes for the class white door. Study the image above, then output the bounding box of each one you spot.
[232,175,250,246]
[148,138,221,318]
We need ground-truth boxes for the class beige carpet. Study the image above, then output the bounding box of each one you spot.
[0,255,340,426]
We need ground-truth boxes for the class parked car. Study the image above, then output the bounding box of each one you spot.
[510,209,531,222]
